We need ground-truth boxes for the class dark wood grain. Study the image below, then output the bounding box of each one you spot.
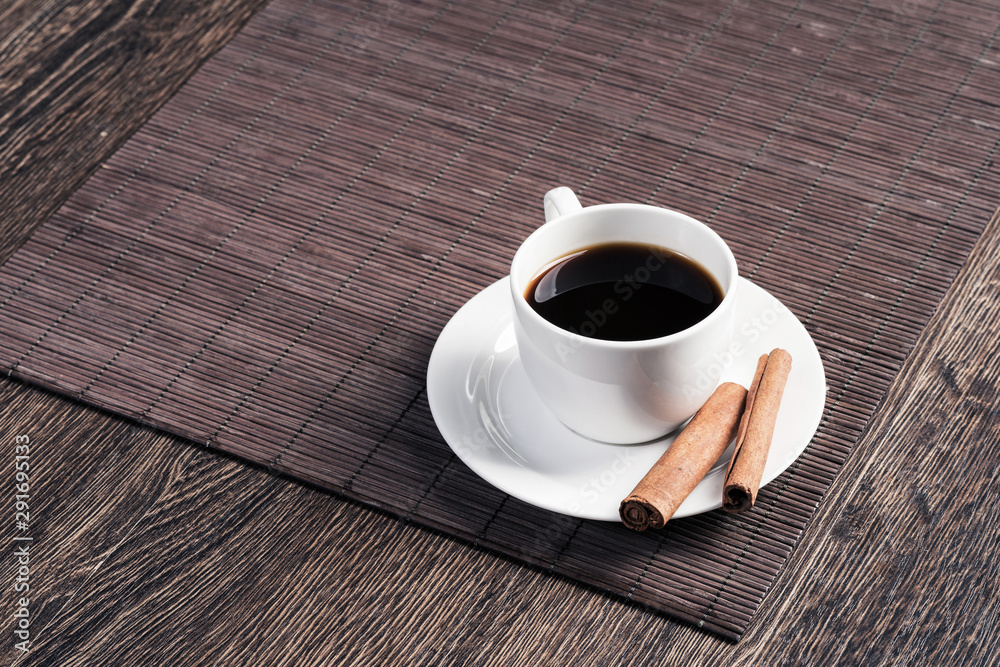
[1,0,999,664]
[0,379,203,666]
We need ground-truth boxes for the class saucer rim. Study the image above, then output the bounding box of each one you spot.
[427,276,826,522]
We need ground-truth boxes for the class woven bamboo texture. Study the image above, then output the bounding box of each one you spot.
[0,0,997,639]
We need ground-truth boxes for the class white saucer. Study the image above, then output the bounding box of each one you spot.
[427,277,826,522]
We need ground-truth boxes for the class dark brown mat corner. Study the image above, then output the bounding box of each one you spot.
[1,0,997,640]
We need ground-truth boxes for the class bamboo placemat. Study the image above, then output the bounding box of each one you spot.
[1,0,998,639]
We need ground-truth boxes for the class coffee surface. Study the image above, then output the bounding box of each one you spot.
[525,242,723,341]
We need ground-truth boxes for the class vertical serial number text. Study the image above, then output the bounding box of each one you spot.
[13,434,31,654]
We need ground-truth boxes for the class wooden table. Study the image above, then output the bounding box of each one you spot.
[2,1,998,664]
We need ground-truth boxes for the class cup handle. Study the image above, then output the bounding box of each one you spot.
[543,187,583,223]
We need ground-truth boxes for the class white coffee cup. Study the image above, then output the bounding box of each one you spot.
[510,187,739,444]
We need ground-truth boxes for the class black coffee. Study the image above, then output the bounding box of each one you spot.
[525,242,723,341]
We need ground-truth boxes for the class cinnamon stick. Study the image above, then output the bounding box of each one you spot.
[722,348,792,513]
[619,382,747,531]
